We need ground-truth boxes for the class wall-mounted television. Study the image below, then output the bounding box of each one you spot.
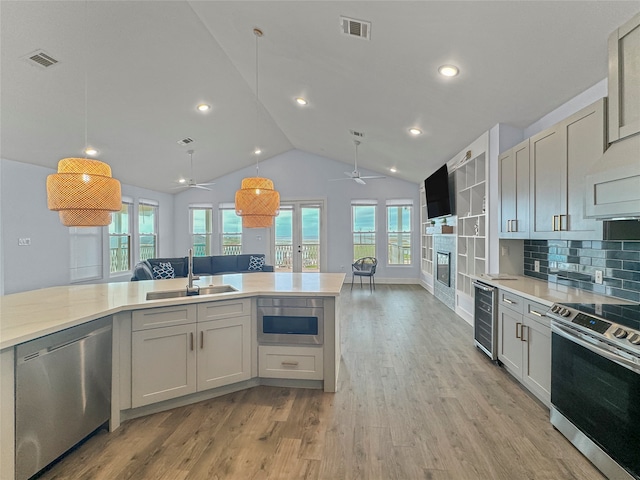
[424,164,455,219]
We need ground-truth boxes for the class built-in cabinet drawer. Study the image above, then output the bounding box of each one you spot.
[132,304,197,331]
[499,291,524,314]
[197,298,250,321]
[524,299,550,328]
[258,345,323,380]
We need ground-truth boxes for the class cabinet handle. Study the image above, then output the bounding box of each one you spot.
[507,220,511,232]
[200,331,204,349]
[530,310,545,317]
[511,219,517,232]
[521,325,528,343]
[503,297,515,305]
[190,332,194,351]
[281,361,299,367]
[552,215,557,231]
[559,214,567,231]
[516,322,522,339]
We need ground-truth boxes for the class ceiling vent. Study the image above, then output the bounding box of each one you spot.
[350,130,365,138]
[23,50,59,69]
[340,16,371,40]
[177,137,194,146]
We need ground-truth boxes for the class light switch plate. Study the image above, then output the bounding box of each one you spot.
[534,260,540,272]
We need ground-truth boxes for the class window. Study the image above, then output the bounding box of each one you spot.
[190,205,212,256]
[70,227,102,282]
[352,201,376,260]
[109,200,133,273]
[387,200,413,265]
[220,204,242,255]
[138,200,158,261]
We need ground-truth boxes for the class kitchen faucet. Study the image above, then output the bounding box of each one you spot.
[186,248,199,296]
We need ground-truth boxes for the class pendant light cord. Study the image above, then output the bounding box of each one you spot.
[254,28,263,176]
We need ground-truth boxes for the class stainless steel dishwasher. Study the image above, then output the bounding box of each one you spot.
[15,317,112,480]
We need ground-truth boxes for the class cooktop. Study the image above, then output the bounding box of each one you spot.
[559,302,640,331]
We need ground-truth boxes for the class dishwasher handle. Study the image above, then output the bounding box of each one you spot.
[473,281,495,293]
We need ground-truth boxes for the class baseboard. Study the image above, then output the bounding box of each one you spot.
[455,305,473,326]
[419,279,434,294]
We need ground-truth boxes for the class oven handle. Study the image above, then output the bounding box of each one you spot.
[551,322,640,375]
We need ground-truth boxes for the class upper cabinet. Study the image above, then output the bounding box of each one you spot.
[498,139,529,239]
[608,12,640,142]
[529,99,605,240]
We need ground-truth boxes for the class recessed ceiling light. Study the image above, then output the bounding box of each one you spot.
[178,178,186,184]
[84,147,98,156]
[409,128,422,136]
[196,104,211,112]
[438,65,459,77]
[389,167,397,173]
[254,148,262,155]
[295,97,308,106]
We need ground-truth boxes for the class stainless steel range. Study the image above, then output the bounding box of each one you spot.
[547,302,640,480]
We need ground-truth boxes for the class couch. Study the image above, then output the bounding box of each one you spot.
[131,254,273,281]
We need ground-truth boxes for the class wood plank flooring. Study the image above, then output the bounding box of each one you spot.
[37,285,605,480]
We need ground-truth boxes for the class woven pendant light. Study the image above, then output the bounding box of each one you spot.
[235,177,280,228]
[47,157,122,226]
[235,27,280,228]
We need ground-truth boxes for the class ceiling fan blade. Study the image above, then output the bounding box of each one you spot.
[354,177,367,185]
[192,185,212,191]
[197,182,216,186]
[328,177,353,182]
[360,175,386,180]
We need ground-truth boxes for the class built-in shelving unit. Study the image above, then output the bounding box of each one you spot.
[455,153,487,296]
[420,188,433,276]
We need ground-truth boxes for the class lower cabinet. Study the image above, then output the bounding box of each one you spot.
[131,299,252,408]
[498,293,551,406]
[258,345,323,380]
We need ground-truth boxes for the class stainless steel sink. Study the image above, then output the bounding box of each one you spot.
[146,285,238,300]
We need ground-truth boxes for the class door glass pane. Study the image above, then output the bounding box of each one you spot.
[274,206,293,271]
[301,206,320,272]
[221,209,242,255]
[387,205,412,264]
[353,205,376,259]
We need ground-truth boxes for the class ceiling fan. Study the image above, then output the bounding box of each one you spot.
[172,150,216,191]
[329,140,386,185]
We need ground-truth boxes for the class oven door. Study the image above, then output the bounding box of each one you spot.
[551,323,640,479]
[258,306,324,345]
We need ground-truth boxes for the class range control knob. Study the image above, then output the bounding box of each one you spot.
[552,305,562,314]
[627,333,640,345]
[561,309,571,317]
[612,327,628,339]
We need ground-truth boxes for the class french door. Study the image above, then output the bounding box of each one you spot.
[272,201,324,272]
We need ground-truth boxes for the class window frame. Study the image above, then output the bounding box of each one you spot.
[220,203,242,255]
[189,204,213,257]
[138,199,158,262]
[351,200,377,261]
[386,200,413,266]
[109,199,133,275]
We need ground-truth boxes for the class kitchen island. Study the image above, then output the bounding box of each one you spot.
[0,272,344,480]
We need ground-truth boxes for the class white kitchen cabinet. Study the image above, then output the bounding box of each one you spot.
[197,316,251,390]
[529,99,605,240]
[258,345,323,380]
[132,324,197,408]
[132,299,253,408]
[498,139,529,238]
[608,12,640,142]
[497,291,550,406]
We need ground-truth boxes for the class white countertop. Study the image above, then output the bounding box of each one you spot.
[0,272,345,350]
[472,273,636,307]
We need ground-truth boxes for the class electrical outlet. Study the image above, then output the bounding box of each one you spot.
[534,260,540,272]
[501,246,509,256]
[18,237,31,246]
[595,270,603,284]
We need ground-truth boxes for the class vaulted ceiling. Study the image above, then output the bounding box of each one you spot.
[1,1,639,193]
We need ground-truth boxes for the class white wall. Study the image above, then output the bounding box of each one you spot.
[173,149,422,281]
[0,158,174,294]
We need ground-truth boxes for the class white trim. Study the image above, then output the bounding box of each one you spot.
[345,277,420,285]
[385,198,414,206]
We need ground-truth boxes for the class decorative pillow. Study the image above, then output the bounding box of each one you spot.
[248,255,265,271]
[152,261,175,279]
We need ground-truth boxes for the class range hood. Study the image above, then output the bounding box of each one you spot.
[585,133,640,220]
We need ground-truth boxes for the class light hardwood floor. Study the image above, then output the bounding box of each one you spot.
[38,285,604,479]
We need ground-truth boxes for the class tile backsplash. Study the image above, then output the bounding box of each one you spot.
[523,240,640,302]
